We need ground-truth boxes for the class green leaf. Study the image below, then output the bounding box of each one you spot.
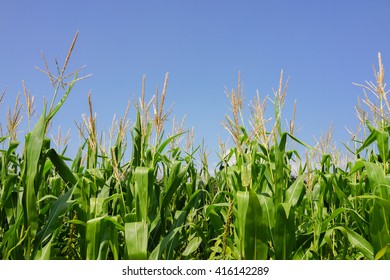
[207,209,224,234]
[149,226,183,260]
[182,190,205,212]
[90,197,107,217]
[85,216,119,260]
[47,73,78,121]
[274,203,295,259]
[34,228,60,260]
[154,132,186,165]
[22,111,47,244]
[375,244,390,260]
[357,122,379,155]
[0,135,8,143]
[321,207,347,231]
[182,236,202,257]
[285,174,305,207]
[356,122,389,165]
[362,162,390,259]
[131,109,142,167]
[149,212,187,260]
[258,194,275,242]
[46,148,78,186]
[34,186,75,257]
[166,210,187,259]
[125,221,148,260]
[134,167,153,222]
[348,159,366,175]
[370,185,390,259]
[333,226,374,260]
[0,173,18,209]
[160,161,189,229]
[237,190,269,260]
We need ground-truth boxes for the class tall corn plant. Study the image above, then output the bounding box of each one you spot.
[351,53,390,259]
[0,32,88,259]
[219,71,307,259]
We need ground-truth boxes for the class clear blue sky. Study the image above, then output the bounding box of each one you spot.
[1,1,390,168]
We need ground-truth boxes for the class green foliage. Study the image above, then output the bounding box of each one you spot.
[1,50,389,260]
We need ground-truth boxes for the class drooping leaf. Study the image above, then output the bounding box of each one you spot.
[333,226,374,260]
[182,236,202,257]
[34,186,75,257]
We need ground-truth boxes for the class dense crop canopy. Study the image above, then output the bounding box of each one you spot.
[0,36,389,260]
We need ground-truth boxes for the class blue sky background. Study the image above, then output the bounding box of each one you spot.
[1,1,390,168]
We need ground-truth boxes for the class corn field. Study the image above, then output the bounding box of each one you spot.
[1,35,389,260]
